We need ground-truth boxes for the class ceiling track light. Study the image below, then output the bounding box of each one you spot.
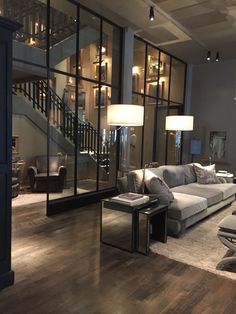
[216,51,220,62]
[206,51,211,61]
[149,6,155,21]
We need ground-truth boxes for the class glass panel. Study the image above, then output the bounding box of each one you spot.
[79,8,101,82]
[166,108,179,165]
[170,58,186,103]
[146,46,159,97]
[48,72,75,200]
[102,22,121,87]
[49,0,77,71]
[77,80,98,193]
[143,97,156,165]
[155,101,168,165]
[130,94,144,170]
[5,0,47,66]
[159,52,170,100]
[12,78,47,200]
[133,38,145,94]
[98,85,118,190]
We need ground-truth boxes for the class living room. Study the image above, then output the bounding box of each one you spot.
[1,0,236,313]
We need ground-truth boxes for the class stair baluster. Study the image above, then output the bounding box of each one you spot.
[13,80,110,173]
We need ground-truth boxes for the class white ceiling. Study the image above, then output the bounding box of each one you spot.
[78,0,236,64]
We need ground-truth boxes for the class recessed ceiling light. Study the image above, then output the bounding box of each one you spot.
[206,51,211,61]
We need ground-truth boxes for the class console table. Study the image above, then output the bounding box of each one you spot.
[101,198,167,254]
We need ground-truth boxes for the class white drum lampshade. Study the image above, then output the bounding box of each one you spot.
[165,115,194,131]
[107,104,144,126]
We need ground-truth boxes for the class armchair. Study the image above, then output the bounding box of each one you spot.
[28,155,67,193]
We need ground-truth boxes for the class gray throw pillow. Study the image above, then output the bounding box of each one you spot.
[193,164,220,184]
[145,175,174,205]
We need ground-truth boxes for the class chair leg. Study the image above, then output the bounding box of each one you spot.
[216,256,236,270]
[217,235,236,270]
[218,235,236,252]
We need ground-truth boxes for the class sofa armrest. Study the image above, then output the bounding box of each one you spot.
[28,166,37,191]
[28,166,37,176]
[58,166,66,177]
[57,166,66,190]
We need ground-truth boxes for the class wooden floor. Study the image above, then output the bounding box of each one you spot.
[0,202,236,314]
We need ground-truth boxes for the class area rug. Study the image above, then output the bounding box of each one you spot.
[151,202,236,280]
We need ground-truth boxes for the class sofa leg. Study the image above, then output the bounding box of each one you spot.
[180,222,186,235]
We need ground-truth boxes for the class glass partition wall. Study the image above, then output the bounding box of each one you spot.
[5,0,122,210]
[48,3,122,202]
[132,37,187,167]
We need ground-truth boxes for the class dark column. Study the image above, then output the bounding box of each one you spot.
[0,17,21,290]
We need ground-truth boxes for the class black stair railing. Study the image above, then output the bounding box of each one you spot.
[3,0,77,49]
[13,81,110,173]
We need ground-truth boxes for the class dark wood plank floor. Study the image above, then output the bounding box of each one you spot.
[0,201,236,314]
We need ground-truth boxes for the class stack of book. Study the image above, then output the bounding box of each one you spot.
[111,192,150,206]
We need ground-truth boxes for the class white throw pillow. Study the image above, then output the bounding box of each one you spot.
[193,163,216,172]
[193,164,220,184]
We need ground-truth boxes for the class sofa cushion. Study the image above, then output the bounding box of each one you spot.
[194,183,236,200]
[168,192,207,220]
[127,169,144,193]
[36,156,59,173]
[35,172,59,179]
[163,165,186,188]
[145,175,174,205]
[171,183,222,206]
[218,215,236,233]
[182,164,196,184]
[193,164,220,184]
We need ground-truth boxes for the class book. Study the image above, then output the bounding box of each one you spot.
[218,170,227,174]
[118,193,143,201]
[111,193,149,206]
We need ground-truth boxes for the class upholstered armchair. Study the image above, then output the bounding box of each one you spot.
[28,156,66,193]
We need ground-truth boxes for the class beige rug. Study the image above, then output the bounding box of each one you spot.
[151,202,236,280]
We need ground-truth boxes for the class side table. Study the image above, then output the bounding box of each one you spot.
[100,198,161,253]
[137,204,168,255]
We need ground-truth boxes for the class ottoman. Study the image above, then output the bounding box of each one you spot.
[216,215,236,270]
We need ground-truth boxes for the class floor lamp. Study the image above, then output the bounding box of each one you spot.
[107,104,144,173]
[165,115,194,164]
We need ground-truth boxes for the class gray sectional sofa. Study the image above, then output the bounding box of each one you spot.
[122,164,236,237]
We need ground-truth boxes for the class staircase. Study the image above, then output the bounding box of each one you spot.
[4,0,77,50]
[13,81,110,174]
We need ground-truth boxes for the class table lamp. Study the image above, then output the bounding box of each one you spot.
[165,115,194,164]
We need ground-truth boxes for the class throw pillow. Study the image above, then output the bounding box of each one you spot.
[145,175,174,205]
[193,163,216,172]
[193,164,220,184]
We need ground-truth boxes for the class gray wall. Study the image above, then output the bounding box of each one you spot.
[189,59,236,173]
